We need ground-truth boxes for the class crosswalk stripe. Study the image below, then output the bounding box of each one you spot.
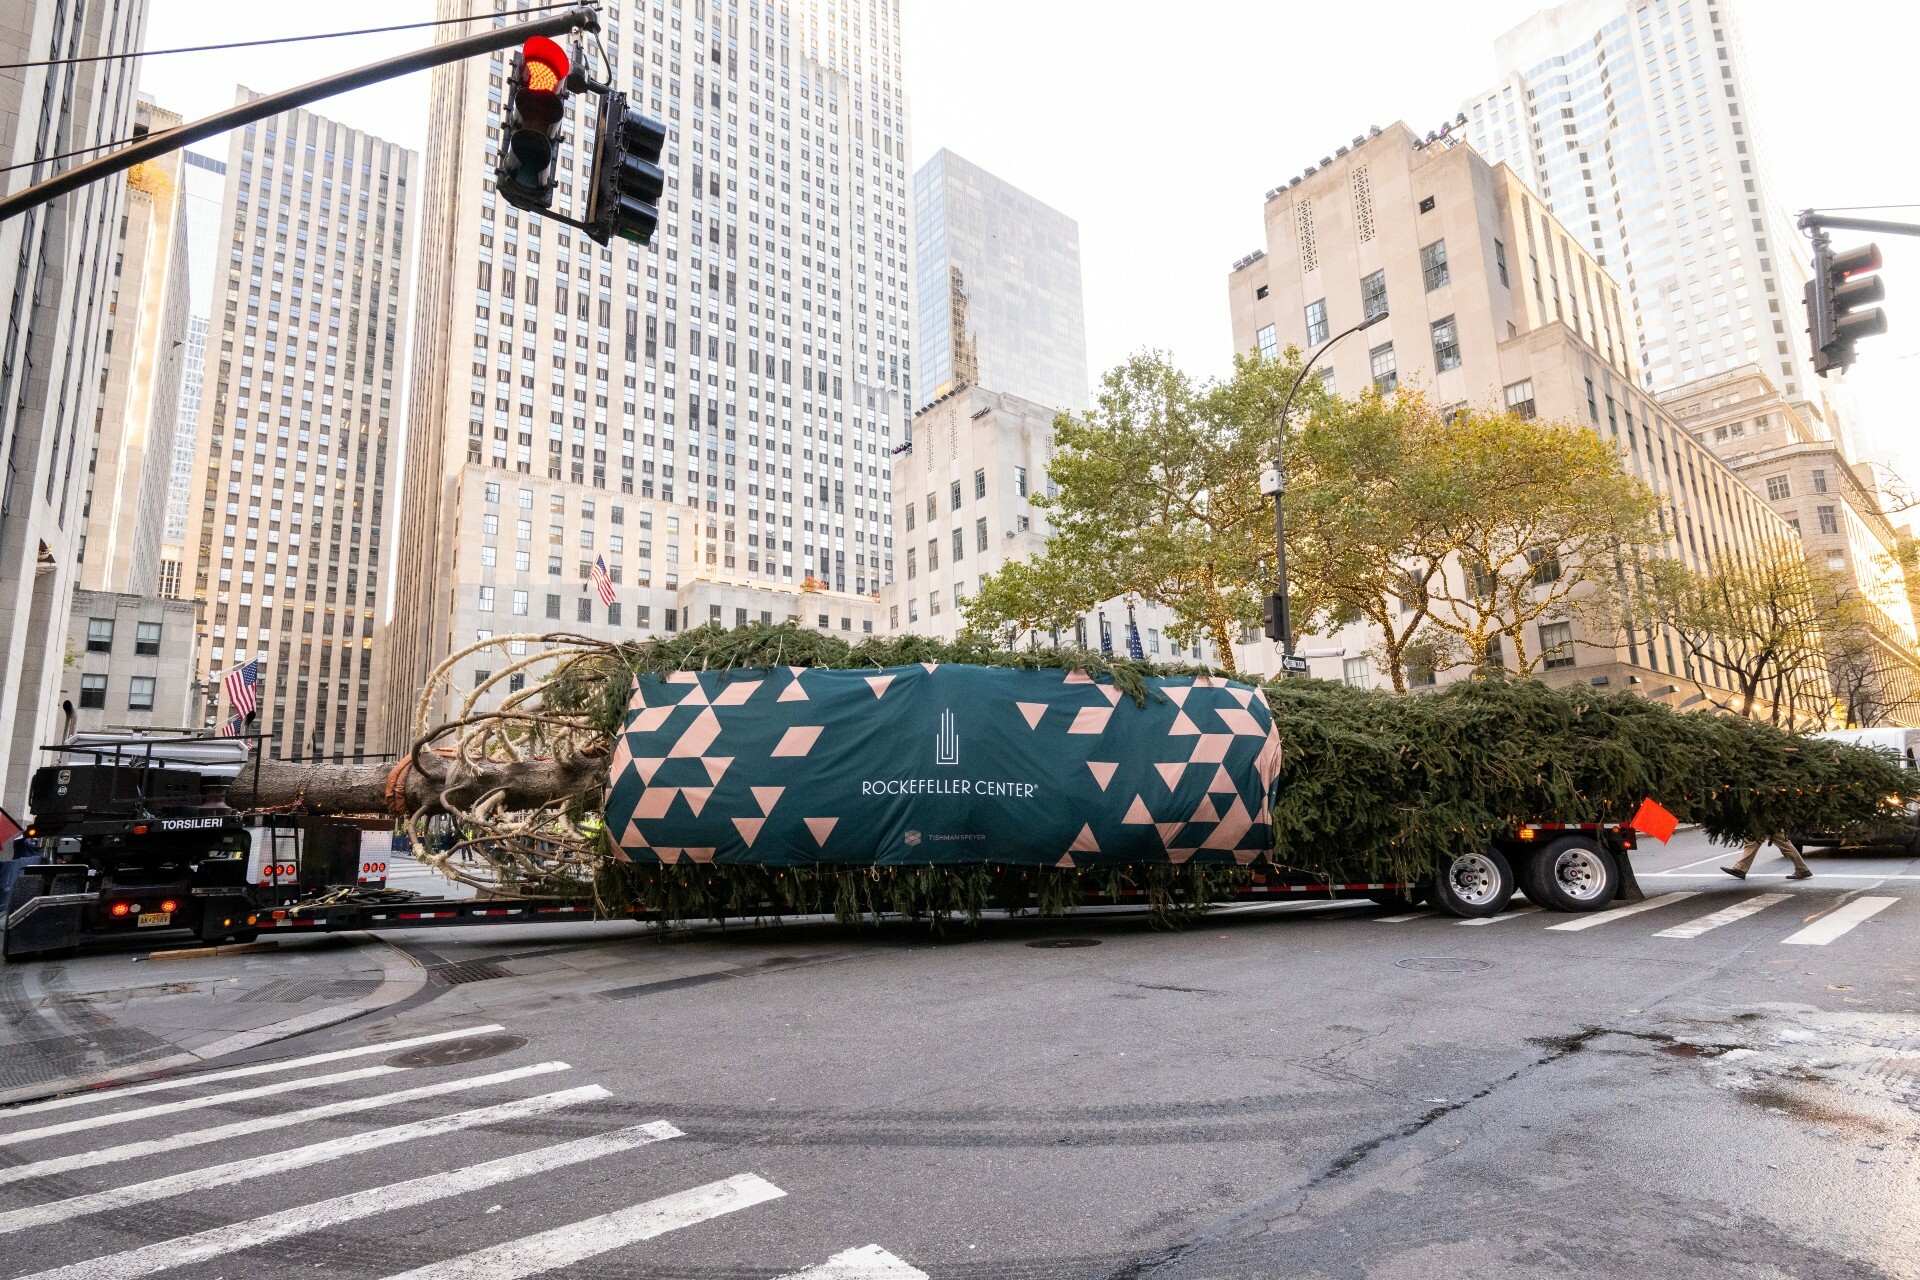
[1458,905,1545,927]
[12,1120,684,1280]
[0,1064,402,1146]
[0,1081,604,1235]
[0,1061,572,1191]
[379,1173,787,1279]
[0,1024,507,1119]
[773,1245,929,1279]
[1781,895,1899,946]
[1651,892,1789,939]
[1374,910,1434,923]
[1545,891,1699,932]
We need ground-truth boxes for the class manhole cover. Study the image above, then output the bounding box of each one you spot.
[385,1033,527,1069]
[1026,938,1101,949]
[1395,957,1493,972]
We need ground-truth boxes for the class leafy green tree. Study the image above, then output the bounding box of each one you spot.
[964,352,1271,673]
[1416,408,1660,674]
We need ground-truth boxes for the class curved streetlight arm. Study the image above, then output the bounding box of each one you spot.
[1268,309,1388,667]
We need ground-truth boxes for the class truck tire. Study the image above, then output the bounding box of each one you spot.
[1529,836,1618,913]
[1430,848,1515,918]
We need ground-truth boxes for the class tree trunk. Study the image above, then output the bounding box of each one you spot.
[224,747,609,817]
[1207,616,1239,676]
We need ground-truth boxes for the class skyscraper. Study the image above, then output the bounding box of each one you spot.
[161,149,231,600]
[0,0,150,804]
[384,0,914,752]
[185,94,416,759]
[1461,0,1834,432]
[912,149,1088,412]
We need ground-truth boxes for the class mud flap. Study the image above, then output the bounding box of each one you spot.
[1613,844,1645,904]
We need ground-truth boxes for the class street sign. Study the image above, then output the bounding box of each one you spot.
[1281,655,1309,675]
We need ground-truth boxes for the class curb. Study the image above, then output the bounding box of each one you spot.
[0,935,426,1108]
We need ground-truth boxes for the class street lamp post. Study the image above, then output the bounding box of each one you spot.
[1263,310,1389,673]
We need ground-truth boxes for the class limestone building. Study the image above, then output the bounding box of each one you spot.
[0,0,150,805]
[384,0,915,750]
[1664,364,1920,725]
[185,95,416,759]
[1227,123,1810,713]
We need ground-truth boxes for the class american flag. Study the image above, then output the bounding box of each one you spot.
[218,712,245,738]
[1126,605,1145,661]
[223,657,259,718]
[590,555,617,607]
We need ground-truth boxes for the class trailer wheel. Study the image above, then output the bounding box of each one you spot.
[1530,836,1618,913]
[1430,848,1515,918]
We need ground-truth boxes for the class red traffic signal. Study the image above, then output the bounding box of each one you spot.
[518,36,569,112]
[497,37,573,211]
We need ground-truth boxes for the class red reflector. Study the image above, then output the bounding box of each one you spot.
[132,824,148,835]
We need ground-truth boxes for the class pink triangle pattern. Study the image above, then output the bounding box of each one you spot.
[1202,796,1254,851]
[635,787,676,819]
[778,678,810,702]
[1188,733,1233,764]
[677,683,711,707]
[1214,707,1264,737]
[1164,685,1192,706]
[772,725,824,757]
[732,817,765,847]
[654,847,682,865]
[1156,821,1185,848]
[1069,823,1101,853]
[752,785,785,815]
[713,680,763,706]
[702,757,734,785]
[1209,765,1236,793]
[633,705,675,733]
[1098,684,1122,706]
[1169,710,1201,735]
[1056,853,1076,869]
[1086,761,1118,791]
[1191,795,1222,824]
[1225,685,1254,708]
[621,819,651,850]
[1016,702,1047,729]
[1068,706,1114,735]
[667,708,722,758]
[1155,762,1186,791]
[634,757,666,785]
[679,787,713,817]
[1063,669,1094,685]
[920,662,939,673]
[865,674,895,699]
[805,817,839,846]
[683,847,717,864]
[1123,794,1154,824]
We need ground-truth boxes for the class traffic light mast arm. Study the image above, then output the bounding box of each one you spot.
[0,4,602,223]
[1799,210,1920,239]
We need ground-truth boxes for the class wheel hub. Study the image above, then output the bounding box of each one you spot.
[1448,852,1501,907]
[1553,848,1607,901]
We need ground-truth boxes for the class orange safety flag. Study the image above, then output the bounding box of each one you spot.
[1628,797,1679,843]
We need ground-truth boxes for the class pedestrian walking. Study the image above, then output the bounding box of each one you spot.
[1721,833,1812,880]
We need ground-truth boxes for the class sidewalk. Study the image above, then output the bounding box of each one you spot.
[0,932,423,1104]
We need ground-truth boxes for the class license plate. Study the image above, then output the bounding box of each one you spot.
[136,912,171,927]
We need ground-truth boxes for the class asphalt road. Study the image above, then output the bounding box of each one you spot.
[0,829,1915,1278]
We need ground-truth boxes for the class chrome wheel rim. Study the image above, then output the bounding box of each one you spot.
[1552,848,1608,902]
[1447,852,1502,907]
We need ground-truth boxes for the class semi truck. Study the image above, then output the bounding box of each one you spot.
[0,733,1643,961]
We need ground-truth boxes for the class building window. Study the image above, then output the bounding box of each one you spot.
[1540,621,1575,670]
[1417,195,1435,214]
[974,468,986,499]
[546,593,561,619]
[1254,284,1269,300]
[1014,466,1028,498]
[950,480,962,511]
[485,482,500,503]
[127,676,156,712]
[1817,505,1839,535]
[929,591,942,617]
[86,618,114,653]
[905,503,914,532]
[1420,240,1449,291]
[1256,324,1278,361]
[578,597,593,623]
[1812,468,1828,493]
[474,670,492,689]
[906,548,917,580]
[976,518,988,552]
[1343,656,1369,688]
[1430,316,1461,371]
[952,528,964,562]
[1494,239,1508,288]
[1360,269,1388,320]
[134,622,162,656]
[79,675,107,709]
[1765,474,1790,500]
[1315,366,1335,394]
[512,589,529,615]
[1369,342,1397,392]
[477,586,495,612]
[1304,298,1328,346]
[1504,379,1536,419]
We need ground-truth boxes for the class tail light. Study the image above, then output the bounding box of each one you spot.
[110,902,131,917]
[160,899,179,913]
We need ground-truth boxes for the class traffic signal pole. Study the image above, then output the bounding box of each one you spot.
[0,4,602,224]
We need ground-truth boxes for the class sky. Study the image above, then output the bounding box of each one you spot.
[137,0,1919,485]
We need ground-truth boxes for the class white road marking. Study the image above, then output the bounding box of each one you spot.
[1458,905,1545,927]
[773,1245,930,1279]
[0,1025,506,1119]
[12,1121,684,1280]
[1781,896,1899,946]
[0,1064,402,1145]
[1652,893,1789,939]
[1642,871,1920,880]
[1374,911,1434,923]
[379,1173,788,1279]
[1545,891,1700,932]
[0,1082,604,1235]
[0,1062,572,1190]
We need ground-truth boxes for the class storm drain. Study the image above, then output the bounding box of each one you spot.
[429,960,512,986]
[1026,938,1102,949]
[1395,957,1493,973]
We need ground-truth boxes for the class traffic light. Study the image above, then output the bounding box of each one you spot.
[1262,591,1289,644]
[585,90,666,246]
[496,36,571,211]
[1805,238,1888,377]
